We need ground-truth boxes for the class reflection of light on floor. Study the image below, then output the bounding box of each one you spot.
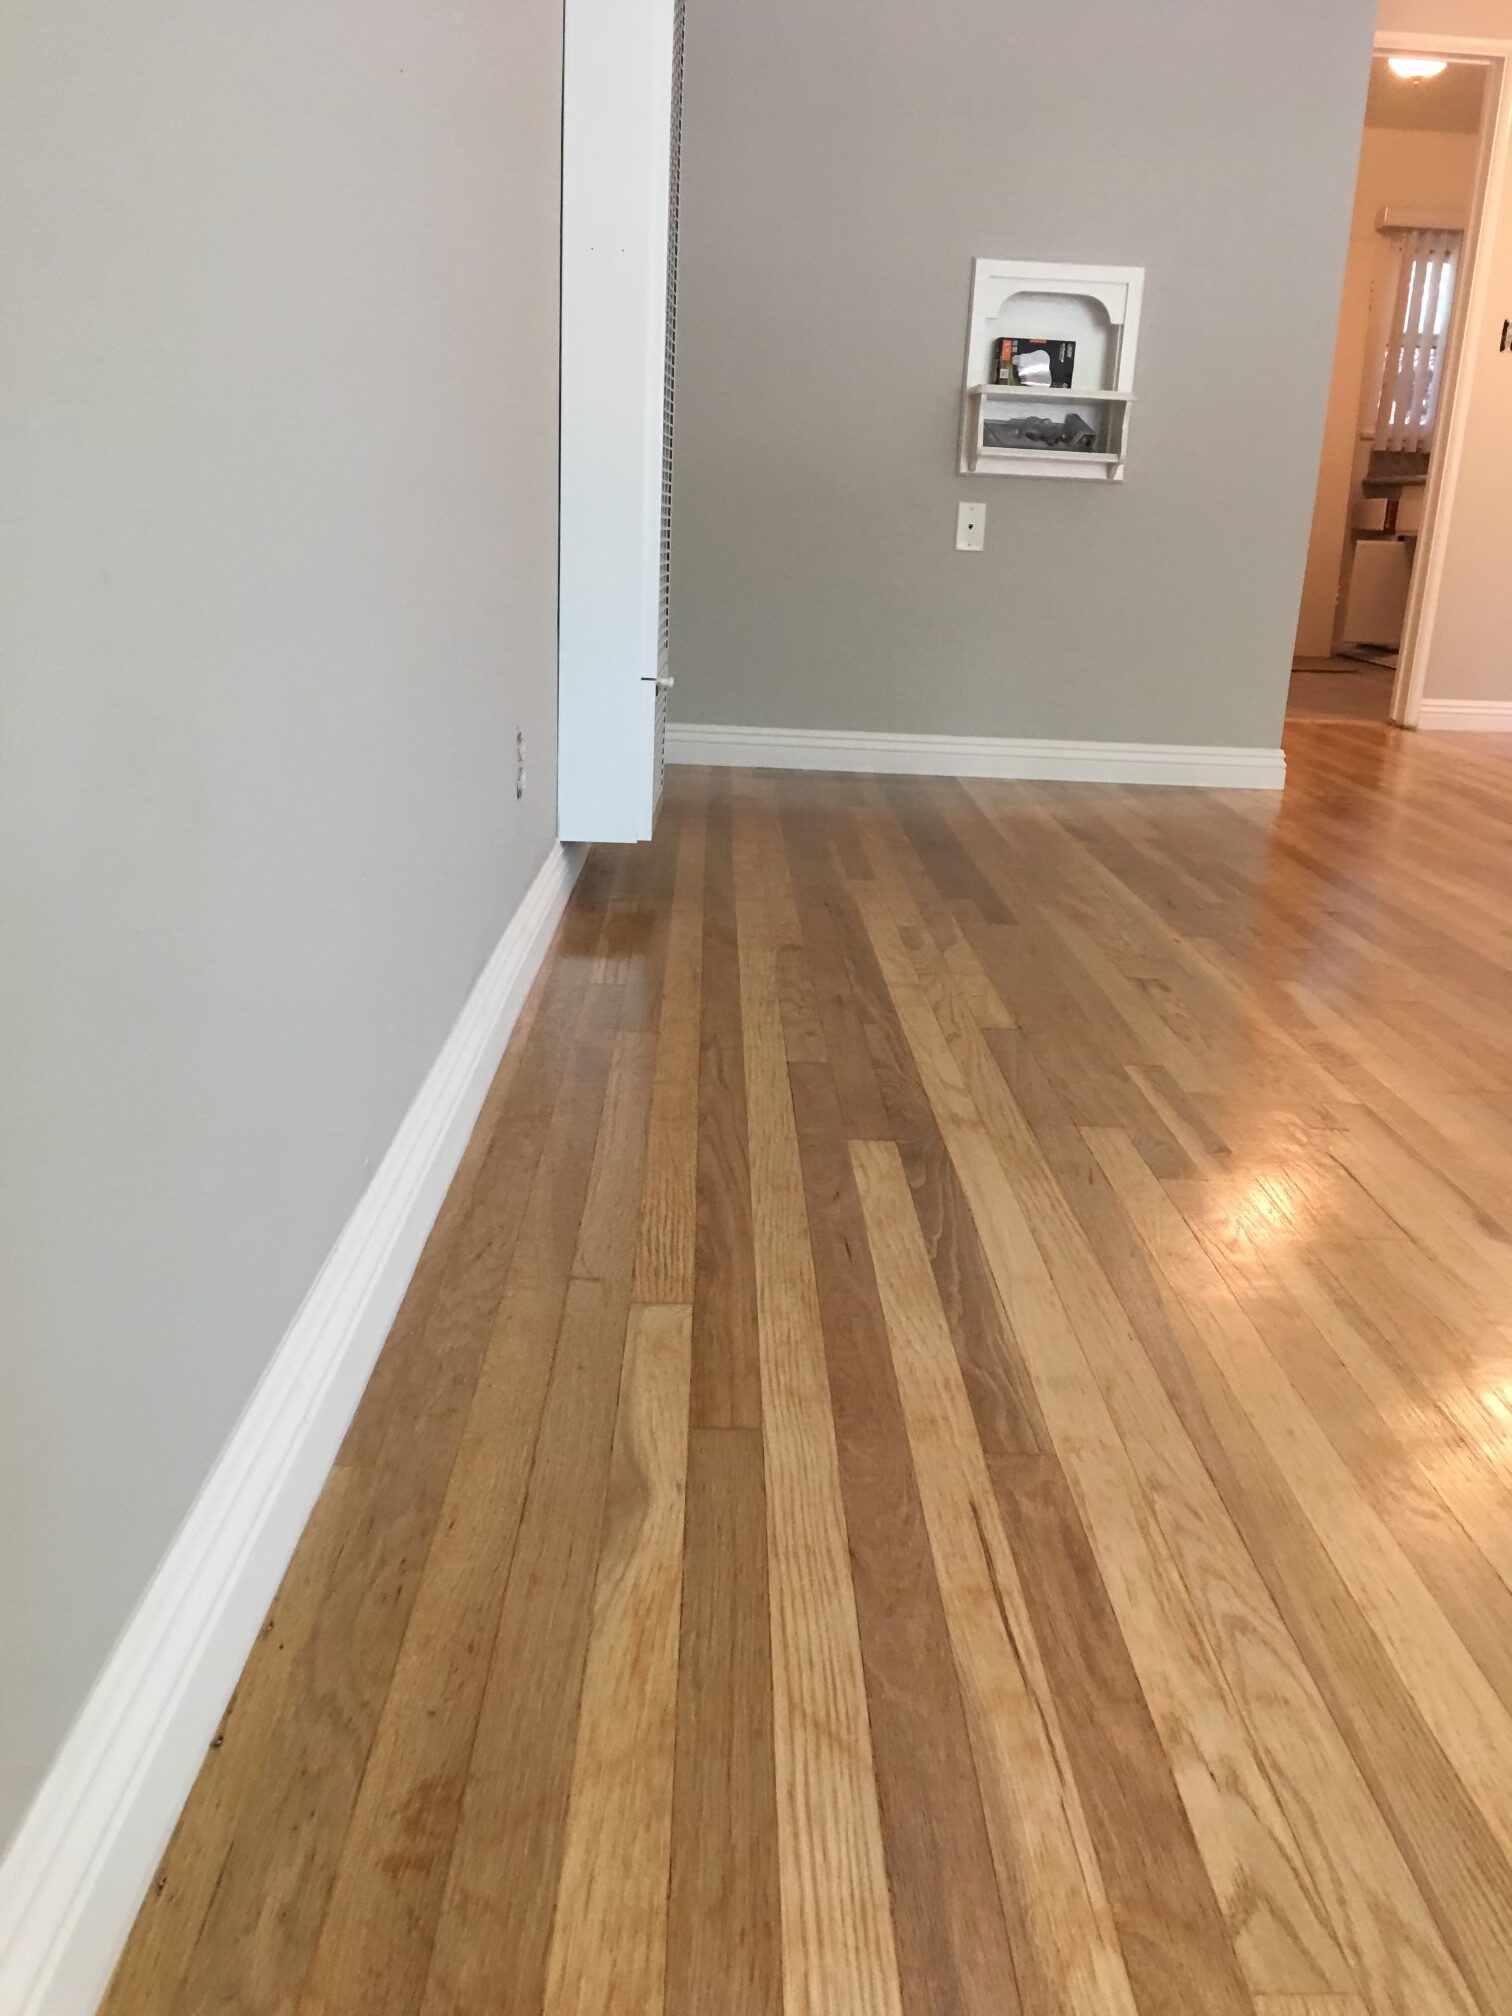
[1187,1146,1512,1499]
[1434,1374,1512,1502]
[1238,1173,1300,1244]
[1475,1376,1512,1439]
[1196,1168,1306,1257]
[1400,1345,1512,1485]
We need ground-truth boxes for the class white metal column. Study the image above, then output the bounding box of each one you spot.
[558,0,681,844]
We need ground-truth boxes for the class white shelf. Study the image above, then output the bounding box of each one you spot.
[977,446,1125,482]
[978,445,1122,463]
[967,384,1135,403]
[959,257,1145,480]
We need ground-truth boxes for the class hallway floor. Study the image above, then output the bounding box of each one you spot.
[107,722,1512,2016]
[1287,661,1395,722]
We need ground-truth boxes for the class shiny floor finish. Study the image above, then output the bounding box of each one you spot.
[107,721,1512,2016]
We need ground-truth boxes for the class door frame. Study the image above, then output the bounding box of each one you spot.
[1374,30,1512,726]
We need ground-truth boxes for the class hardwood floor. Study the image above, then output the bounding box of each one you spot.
[1287,665,1394,723]
[104,719,1512,2016]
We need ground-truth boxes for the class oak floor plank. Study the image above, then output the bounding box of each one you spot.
[414,995,657,2014]
[885,776,1011,928]
[853,856,1355,1997]
[155,988,621,2016]
[790,1060,1020,2016]
[1316,1235,1512,1493]
[416,1276,633,2016]
[335,881,597,1473]
[777,780,892,1140]
[543,1303,693,2016]
[940,903,1017,1029]
[296,985,625,2016]
[1179,1217,1512,1718]
[101,1466,359,2013]
[665,1428,782,2016]
[897,1120,1044,1457]
[634,800,706,1301]
[1071,1133,1499,2016]
[794,839,1042,1458]
[874,895,1507,2016]
[1251,2000,1371,2015]
[163,1430,446,2016]
[818,829,934,1152]
[777,939,830,1064]
[691,778,762,1427]
[852,1139,1138,2016]
[1089,1127,1512,1878]
[947,1132,1351,1996]
[1043,899,1220,1095]
[616,792,681,1036]
[733,801,905,2016]
[991,1453,1251,2016]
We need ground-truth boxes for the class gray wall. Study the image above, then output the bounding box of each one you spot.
[671,0,1377,749]
[0,0,562,1847]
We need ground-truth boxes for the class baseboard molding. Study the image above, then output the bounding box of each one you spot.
[666,721,1286,789]
[1417,698,1512,733]
[0,839,585,2016]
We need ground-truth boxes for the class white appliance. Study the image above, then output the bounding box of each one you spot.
[1341,537,1413,649]
[558,0,684,843]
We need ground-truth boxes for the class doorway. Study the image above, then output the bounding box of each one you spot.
[1289,45,1493,725]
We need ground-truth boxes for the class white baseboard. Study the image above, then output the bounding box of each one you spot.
[0,840,585,2016]
[1417,698,1512,733]
[666,721,1286,789]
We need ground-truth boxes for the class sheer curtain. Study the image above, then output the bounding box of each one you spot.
[1374,226,1461,454]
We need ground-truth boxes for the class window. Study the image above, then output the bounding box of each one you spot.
[1374,227,1460,454]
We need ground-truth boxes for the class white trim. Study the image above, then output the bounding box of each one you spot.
[666,722,1285,789]
[1381,34,1512,727]
[1417,698,1512,732]
[1374,31,1507,60]
[1377,206,1469,232]
[0,840,585,2016]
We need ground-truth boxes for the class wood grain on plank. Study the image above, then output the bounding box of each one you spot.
[734,802,904,2016]
[991,1452,1252,2016]
[297,983,626,2014]
[1251,2000,1371,2015]
[103,1467,358,2013]
[634,801,706,1302]
[160,976,622,2016]
[1088,1125,1512,1877]
[790,1059,1019,2016]
[852,861,1353,1997]
[778,776,891,1141]
[665,1429,782,2016]
[691,783,761,1426]
[544,1303,693,2016]
[416,1274,633,2016]
[851,1138,1138,2016]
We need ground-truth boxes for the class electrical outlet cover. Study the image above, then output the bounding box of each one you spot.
[956,501,986,551]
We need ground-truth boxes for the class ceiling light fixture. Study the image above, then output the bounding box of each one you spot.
[1388,56,1449,81]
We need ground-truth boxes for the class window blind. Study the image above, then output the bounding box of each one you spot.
[1375,227,1460,454]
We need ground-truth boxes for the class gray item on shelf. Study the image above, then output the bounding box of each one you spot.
[982,411,1098,453]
